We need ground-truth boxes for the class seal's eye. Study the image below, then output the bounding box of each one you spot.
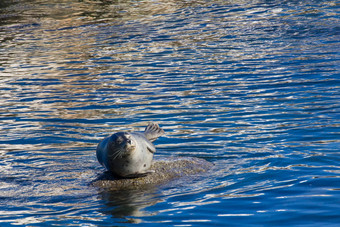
[116,137,123,144]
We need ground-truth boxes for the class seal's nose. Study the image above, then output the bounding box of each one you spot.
[124,134,131,144]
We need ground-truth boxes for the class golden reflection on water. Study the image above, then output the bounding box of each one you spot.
[1,0,296,80]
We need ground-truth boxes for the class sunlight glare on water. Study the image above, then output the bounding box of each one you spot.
[0,0,339,226]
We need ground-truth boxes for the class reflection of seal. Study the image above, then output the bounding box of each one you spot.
[96,122,164,178]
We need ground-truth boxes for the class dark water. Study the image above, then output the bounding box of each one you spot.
[0,0,339,226]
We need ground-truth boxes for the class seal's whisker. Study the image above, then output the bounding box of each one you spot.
[112,148,124,160]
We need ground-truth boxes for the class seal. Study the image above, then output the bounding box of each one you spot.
[96,122,164,178]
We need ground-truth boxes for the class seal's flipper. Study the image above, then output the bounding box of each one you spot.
[144,122,164,142]
[147,143,156,153]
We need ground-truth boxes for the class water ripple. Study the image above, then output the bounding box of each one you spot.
[0,0,339,226]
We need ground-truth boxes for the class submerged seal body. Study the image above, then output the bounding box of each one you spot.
[96,122,164,178]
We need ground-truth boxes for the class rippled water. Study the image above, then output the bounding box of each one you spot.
[1,0,339,226]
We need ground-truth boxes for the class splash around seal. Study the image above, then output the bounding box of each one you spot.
[96,122,164,178]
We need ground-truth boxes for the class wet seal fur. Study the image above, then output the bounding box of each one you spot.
[96,122,164,178]
[92,157,213,190]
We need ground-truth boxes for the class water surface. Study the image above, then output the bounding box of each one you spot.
[0,0,339,226]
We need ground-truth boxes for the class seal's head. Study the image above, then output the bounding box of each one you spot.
[96,122,164,178]
[108,132,136,159]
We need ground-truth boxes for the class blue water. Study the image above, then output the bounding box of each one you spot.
[0,0,339,226]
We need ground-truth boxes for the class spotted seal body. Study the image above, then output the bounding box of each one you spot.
[96,123,164,178]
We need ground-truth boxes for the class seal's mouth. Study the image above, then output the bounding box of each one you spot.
[124,139,136,150]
